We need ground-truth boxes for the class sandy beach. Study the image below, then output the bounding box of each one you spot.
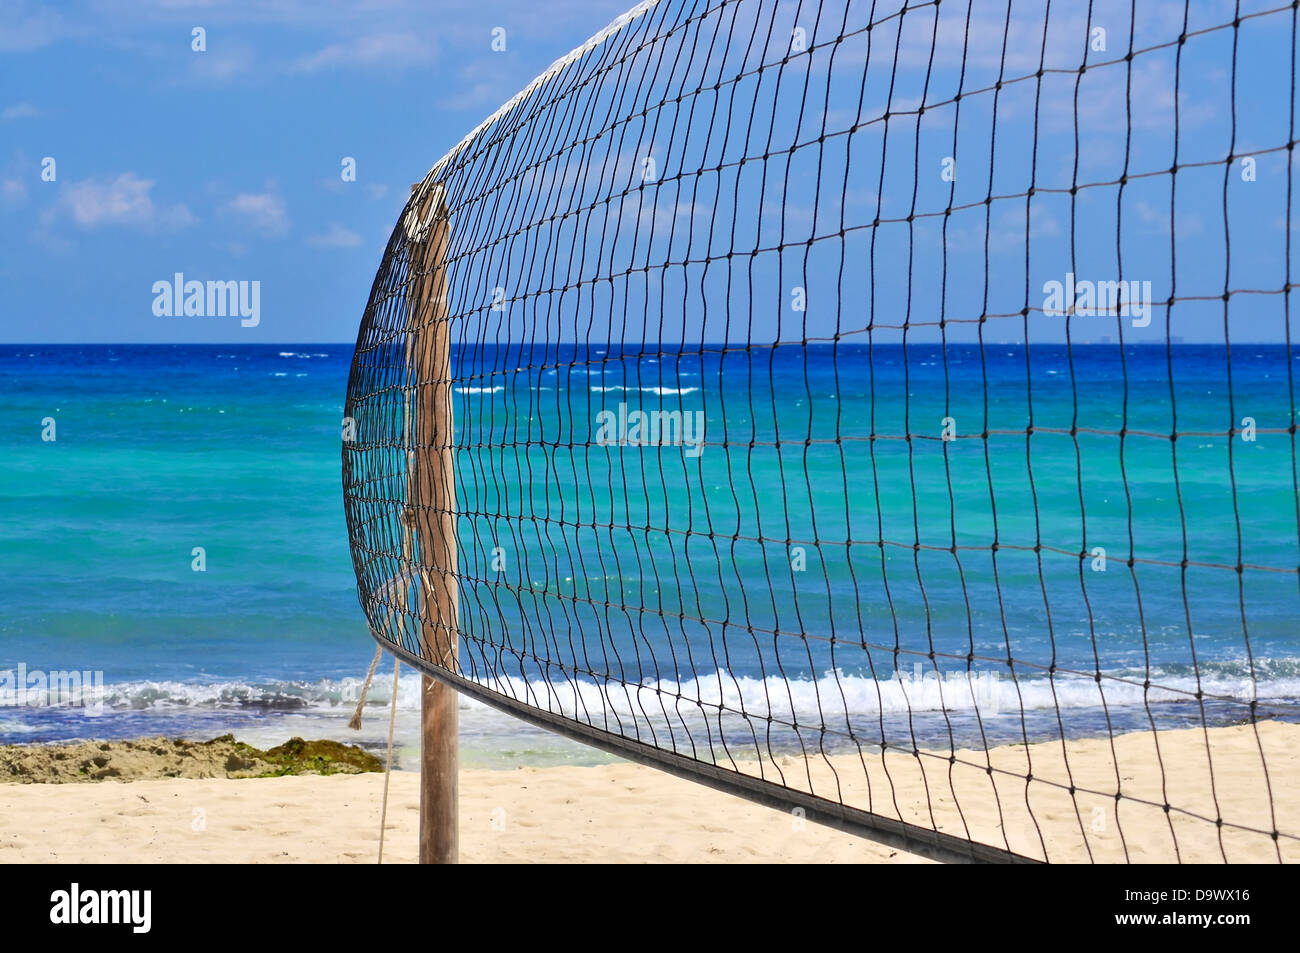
[0,764,909,865]
[0,721,1294,863]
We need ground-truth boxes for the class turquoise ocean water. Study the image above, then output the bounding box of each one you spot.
[2,343,1298,764]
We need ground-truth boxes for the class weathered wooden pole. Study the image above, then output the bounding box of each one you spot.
[402,181,459,865]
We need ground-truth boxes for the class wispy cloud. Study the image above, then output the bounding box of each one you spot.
[289,32,435,73]
[187,46,256,84]
[437,58,514,113]
[306,223,363,248]
[44,173,195,230]
[0,2,69,52]
[223,191,290,237]
[1135,199,1204,238]
[2,103,41,121]
[2,178,29,203]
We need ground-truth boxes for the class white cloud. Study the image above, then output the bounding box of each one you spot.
[436,58,513,113]
[2,103,40,121]
[224,191,290,237]
[290,32,435,73]
[2,178,28,203]
[1135,199,1203,238]
[188,47,255,84]
[0,3,68,52]
[307,223,363,248]
[49,173,195,230]
[365,183,388,200]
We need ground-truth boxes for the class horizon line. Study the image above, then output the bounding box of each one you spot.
[3,340,1297,348]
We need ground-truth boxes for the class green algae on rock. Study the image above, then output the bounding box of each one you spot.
[0,735,383,783]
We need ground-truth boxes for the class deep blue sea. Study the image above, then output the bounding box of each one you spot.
[2,343,1298,763]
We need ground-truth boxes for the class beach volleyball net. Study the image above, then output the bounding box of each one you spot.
[343,0,1300,862]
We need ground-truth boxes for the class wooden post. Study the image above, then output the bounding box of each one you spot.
[403,181,459,865]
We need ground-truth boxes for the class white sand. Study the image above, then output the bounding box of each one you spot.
[0,762,908,864]
[0,721,1293,863]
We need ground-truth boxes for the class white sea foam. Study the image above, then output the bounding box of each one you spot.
[590,385,699,396]
[455,385,505,394]
[11,664,1291,758]
[80,662,1300,721]
[476,666,1300,725]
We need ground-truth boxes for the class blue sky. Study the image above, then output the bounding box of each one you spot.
[0,0,636,343]
[1,0,1296,344]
